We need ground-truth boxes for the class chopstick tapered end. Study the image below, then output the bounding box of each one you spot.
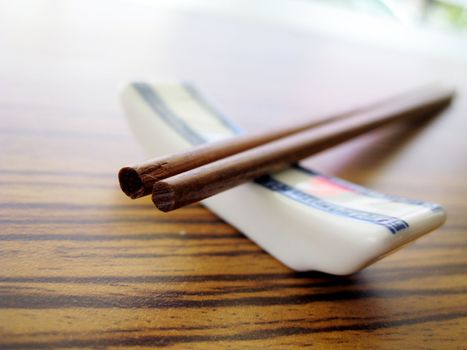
[119,167,146,199]
[152,181,177,212]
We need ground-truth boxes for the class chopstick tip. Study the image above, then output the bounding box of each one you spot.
[152,181,177,212]
[119,167,145,199]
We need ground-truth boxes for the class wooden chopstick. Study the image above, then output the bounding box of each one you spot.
[119,85,445,199]
[151,86,454,212]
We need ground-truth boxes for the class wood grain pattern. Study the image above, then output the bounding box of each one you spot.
[0,1,466,349]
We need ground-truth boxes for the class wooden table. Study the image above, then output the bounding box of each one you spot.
[1,1,466,348]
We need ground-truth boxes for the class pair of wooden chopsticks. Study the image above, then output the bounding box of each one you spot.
[119,85,454,212]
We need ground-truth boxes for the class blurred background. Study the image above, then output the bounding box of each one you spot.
[1,0,466,180]
[317,0,467,31]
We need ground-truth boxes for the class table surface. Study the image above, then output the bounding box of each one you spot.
[1,1,466,349]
